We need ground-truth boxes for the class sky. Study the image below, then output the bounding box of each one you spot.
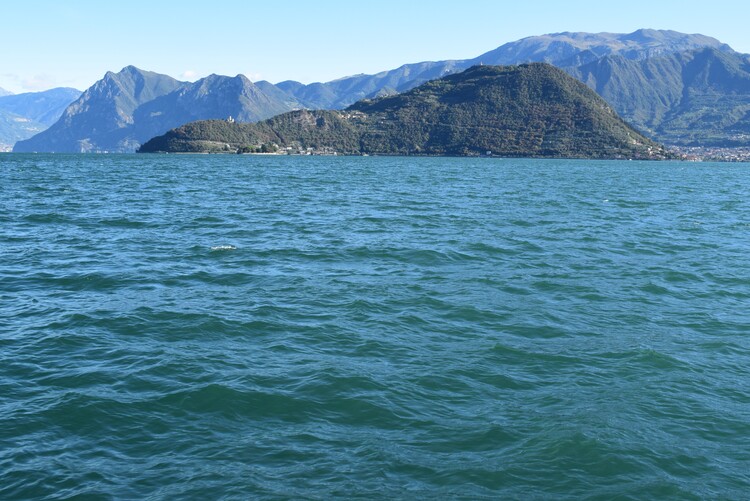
[1,0,749,94]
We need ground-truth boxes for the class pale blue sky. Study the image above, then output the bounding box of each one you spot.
[1,0,748,93]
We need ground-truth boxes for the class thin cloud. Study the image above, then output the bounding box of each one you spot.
[0,72,84,93]
[0,73,21,93]
[180,70,199,81]
[21,74,59,92]
[244,72,263,82]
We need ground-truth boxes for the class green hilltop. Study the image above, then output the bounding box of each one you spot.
[139,64,673,159]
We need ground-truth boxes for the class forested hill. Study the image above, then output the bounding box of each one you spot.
[139,64,673,159]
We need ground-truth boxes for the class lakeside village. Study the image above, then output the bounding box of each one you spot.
[224,116,750,161]
[235,144,750,161]
[235,142,339,156]
[669,145,750,162]
[231,143,750,161]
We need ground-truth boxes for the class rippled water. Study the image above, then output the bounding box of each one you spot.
[2,154,749,499]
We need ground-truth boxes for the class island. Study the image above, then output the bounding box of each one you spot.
[138,64,673,160]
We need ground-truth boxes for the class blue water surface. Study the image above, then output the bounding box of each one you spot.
[1,154,749,499]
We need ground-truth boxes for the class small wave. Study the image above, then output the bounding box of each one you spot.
[210,245,237,251]
[98,218,151,228]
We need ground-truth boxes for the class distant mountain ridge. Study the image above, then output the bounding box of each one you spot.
[277,29,735,110]
[14,67,304,152]
[139,64,672,160]
[0,87,81,126]
[470,29,732,66]
[13,29,750,152]
[22,66,185,152]
[0,87,81,151]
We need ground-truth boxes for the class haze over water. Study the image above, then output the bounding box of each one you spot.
[2,154,749,498]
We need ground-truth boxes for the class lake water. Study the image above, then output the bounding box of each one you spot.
[1,154,749,499]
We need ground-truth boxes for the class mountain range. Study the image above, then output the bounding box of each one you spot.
[10,29,750,152]
[0,88,80,151]
[13,67,301,153]
[139,64,672,160]
[276,29,735,110]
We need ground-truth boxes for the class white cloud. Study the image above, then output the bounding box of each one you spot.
[1,73,63,93]
[180,70,199,81]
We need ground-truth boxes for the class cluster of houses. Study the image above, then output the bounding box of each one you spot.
[671,146,750,162]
